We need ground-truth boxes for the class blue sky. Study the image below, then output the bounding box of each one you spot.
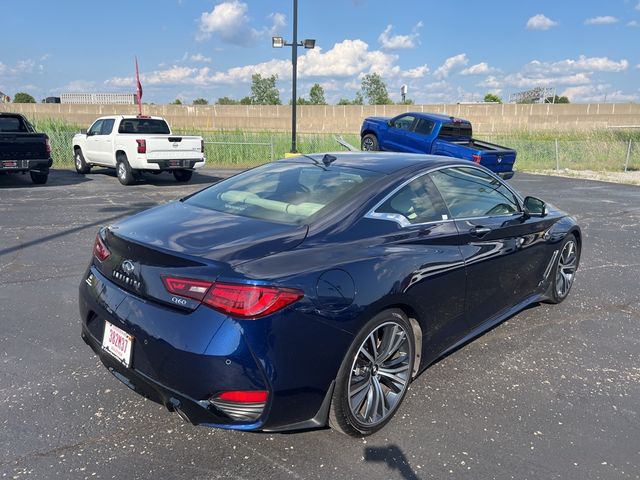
[1,0,639,104]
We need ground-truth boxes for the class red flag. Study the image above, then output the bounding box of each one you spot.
[135,56,143,115]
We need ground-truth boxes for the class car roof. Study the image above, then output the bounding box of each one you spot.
[281,151,467,174]
[405,112,471,124]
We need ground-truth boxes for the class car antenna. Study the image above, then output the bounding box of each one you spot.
[322,154,337,167]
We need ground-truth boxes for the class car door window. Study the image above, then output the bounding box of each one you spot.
[429,167,520,219]
[88,120,103,136]
[375,175,448,225]
[391,115,416,131]
[414,119,435,135]
[100,119,115,135]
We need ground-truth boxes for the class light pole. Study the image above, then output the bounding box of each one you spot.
[272,0,315,154]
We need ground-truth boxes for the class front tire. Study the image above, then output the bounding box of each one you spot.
[361,134,379,151]
[173,169,193,182]
[546,234,580,304]
[329,308,414,436]
[30,170,49,185]
[74,148,91,174]
[116,156,136,186]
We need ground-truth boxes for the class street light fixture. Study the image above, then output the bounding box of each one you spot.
[271,0,315,154]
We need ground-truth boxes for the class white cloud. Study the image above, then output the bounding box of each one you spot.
[584,16,619,25]
[636,1,640,10]
[190,53,212,63]
[526,14,559,30]
[61,80,97,92]
[523,56,628,74]
[0,59,37,76]
[478,76,502,89]
[434,54,468,79]
[197,1,285,44]
[461,62,496,75]
[561,84,639,102]
[401,65,429,78]
[627,20,639,27]
[378,21,423,49]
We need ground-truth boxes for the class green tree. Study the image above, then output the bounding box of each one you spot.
[483,93,502,103]
[546,95,570,104]
[337,98,351,105]
[192,98,209,105]
[216,96,240,105]
[361,73,392,105]
[309,83,326,105]
[397,98,415,105]
[170,98,183,105]
[250,74,281,105]
[352,92,364,105]
[13,92,36,103]
[240,96,253,105]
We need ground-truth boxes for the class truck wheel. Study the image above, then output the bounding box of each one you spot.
[361,134,379,151]
[116,156,136,186]
[173,169,193,182]
[30,170,49,185]
[74,148,91,174]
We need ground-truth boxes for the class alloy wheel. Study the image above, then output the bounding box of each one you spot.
[347,321,411,427]
[118,162,126,180]
[362,137,374,150]
[556,240,577,298]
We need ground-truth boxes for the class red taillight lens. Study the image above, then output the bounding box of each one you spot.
[161,276,213,302]
[216,390,268,403]
[45,137,51,155]
[204,283,303,319]
[200,139,205,153]
[136,139,146,153]
[472,154,482,164]
[93,235,110,262]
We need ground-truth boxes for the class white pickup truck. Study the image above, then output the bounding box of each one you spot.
[72,115,205,185]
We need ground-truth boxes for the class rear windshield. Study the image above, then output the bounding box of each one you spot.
[185,162,383,224]
[118,118,170,134]
[0,116,31,133]
[438,122,472,139]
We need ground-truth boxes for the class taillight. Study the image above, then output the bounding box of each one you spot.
[161,277,303,319]
[216,391,268,403]
[204,283,303,319]
[45,137,51,155]
[210,390,268,421]
[472,154,482,164]
[136,139,146,153]
[200,139,205,153]
[161,276,212,302]
[93,234,110,262]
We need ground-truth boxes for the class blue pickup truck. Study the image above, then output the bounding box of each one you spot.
[360,112,516,178]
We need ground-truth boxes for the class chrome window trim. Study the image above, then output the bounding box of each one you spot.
[364,163,524,228]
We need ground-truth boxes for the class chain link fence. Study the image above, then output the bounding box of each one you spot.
[43,127,639,173]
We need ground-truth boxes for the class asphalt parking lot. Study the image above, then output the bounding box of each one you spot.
[1,168,639,480]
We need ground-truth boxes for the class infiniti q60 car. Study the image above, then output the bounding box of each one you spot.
[79,152,581,436]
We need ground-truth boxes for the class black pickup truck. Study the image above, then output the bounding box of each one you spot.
[0,113,52,184]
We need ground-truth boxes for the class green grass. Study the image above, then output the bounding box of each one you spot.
[31,119,640,172]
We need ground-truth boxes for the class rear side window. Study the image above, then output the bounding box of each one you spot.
[414,119,435,135]
[118,119,170,134]
[438,122,472,139]
[186,162,382,224]
[375,175,447,225]
[0,116,28,132]
[100,119,115,135]
[430,167,520,219]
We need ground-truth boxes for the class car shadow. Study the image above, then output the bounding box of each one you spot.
[0,169,92,189]
[364,445,421,480]
[85,168,225,187]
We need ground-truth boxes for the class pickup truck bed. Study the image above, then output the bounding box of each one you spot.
[0,113,52,184]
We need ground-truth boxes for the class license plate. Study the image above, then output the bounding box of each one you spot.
[102,321,134,367]
[2,160,18,168]
[169,160,181,167]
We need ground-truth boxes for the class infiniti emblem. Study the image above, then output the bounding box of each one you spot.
[121,260,135,274]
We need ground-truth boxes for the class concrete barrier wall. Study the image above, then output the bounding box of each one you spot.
[3,102,640,134]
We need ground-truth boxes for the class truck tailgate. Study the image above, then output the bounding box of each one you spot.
[144,136,203,160]
[0,133,49,161]
[476,149,516,173]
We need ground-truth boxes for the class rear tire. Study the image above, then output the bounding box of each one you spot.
[74,148,91,174]
[173,169,193,182]
[545,233,580,304]
[116,156,136,186]
[329,308,414,437]
[30,170,49,185]
[361,134,379,151]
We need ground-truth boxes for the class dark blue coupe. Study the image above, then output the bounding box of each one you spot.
[79,152,581,436]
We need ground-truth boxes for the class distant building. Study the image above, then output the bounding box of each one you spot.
[0,91,10,103]
[45,96,61,104]
[60,93,137,105]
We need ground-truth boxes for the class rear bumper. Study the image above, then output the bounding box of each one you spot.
[139,158,205,171]
[0,158,52,172]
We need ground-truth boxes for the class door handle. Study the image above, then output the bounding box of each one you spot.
[469,226,491,237]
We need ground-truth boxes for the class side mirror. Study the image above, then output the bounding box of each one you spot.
[523,196,547,217]
[80,129,87,135]
[387,120,393,127]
